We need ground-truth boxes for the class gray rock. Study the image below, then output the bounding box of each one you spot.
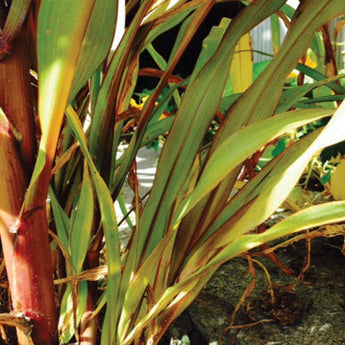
[167,238,345,345]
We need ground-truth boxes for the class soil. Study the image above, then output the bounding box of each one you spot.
[163,236,345,345]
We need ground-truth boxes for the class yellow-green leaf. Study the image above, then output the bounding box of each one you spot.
[230,32,253,93]
[37,0,96,158]
[330,159,345,200]
[180,108,335,218]
[24,0,96,210]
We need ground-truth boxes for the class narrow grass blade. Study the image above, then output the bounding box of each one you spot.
[191,17,230,82]
[70,161,94,273]
[58,282,88,344]
[277,74,345,113]
[49,186,70,251]
[142,0,184,24]
[208,201,345,269]
[214,0,345,147]
[89,0,154,172]
[124,199,345,345]
[110,0,215,199]
[118,230,176,342]
[137,0,287,263]
[65,105,121,345]
[296,64,345,94]
[270,14,281,55]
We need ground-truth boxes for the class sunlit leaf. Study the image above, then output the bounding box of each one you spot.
[330,159,345,200]
[24,0,96,210]
[230,32,253,93]
[209,201,345,267]
[70,0,118,100]
[182,101,345,274]
[180,108,335,218]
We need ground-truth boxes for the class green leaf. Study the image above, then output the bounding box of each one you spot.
[270,14,281,55]
[278,73,345,113]
[110,0,217,200]
[49,186,70,252]
[24,0,96,210]
[296,64,345,94]
[209,201,345,268]
[253,60,271,80]
[142,0,185,25]
[117,192,134,230]
[89,0,153,171]
[65,105,121,345]
[58,282,88,344]
[118,230,176,342]
[180,0,345,254]
[182,101,345,273]
[143,1,195,44]
[70,161,94,273]
[37,0,96,156]
[146,43,167,71]
[179,108,335,219]
[136,0,287,263]
[192,17,230,81]
[70,0,119,100]
[215,0,345,147]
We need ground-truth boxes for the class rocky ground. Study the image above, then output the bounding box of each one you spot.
[164,237,345,345]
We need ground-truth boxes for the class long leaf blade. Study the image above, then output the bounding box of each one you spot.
[65,105,121,345]
[70,161,94,273]
[24,0,96,210]
[137,0,287,261]
[180,108,335,218]
[70,0,119,100]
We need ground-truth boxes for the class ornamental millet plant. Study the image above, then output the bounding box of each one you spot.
[0,1,345,345]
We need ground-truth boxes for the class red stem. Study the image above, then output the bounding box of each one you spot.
[0,4,57,343]
[6,210,57,345]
